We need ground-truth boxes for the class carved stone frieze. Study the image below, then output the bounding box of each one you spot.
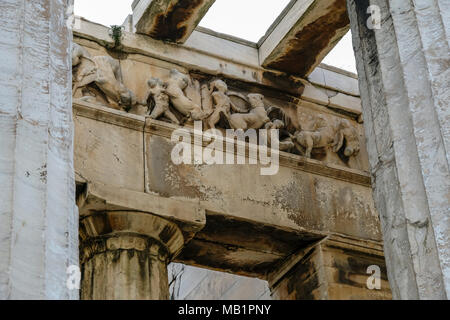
[72,43,147,113]
[72,49,362,166]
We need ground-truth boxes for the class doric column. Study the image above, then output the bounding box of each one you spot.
[0,0,77,299]
[346,0,449,299]
[80,211,184,300]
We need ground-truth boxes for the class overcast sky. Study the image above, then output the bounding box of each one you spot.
[74,0,356,73]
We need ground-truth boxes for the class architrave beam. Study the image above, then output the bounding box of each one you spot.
[259,0,350,77]
[132,0,216,43]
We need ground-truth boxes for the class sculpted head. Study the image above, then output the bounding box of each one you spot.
[148,77,166,89]
[119,88,136,108]
[72,43,83,67]
[169,69,189,89]
[247,93,265,108]
[339,119,360,157]
[211,79,228,93]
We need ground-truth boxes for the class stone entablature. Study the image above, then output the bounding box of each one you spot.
[72,17,390,300]
[74,98,382,279]
[73,18,367,172]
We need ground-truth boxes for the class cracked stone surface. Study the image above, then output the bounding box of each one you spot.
[347,0,449,299]
[0,0,78,299]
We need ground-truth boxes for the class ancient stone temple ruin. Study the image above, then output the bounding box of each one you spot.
[0,0,448,300]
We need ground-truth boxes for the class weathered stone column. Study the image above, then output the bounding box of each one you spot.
[0,0,78,299]
[79,211,184,300]
[346,0,449,299]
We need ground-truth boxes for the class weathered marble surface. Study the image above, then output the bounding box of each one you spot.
[132,0,216,43]
[0,0,77,299]
[71,12,394,300]
[260,0,350,77]
[347,0,449,299]
[72,36,369,170]
[73,99,385,300]
[80,211,184,300]
[269,236,391,300]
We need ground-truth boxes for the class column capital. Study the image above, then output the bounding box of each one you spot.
[80,211,185,261]
[79,211,185,299]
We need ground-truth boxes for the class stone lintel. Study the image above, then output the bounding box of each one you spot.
[132,0,216,43]
[73,100,371,187]
[259,0,350,77]
[175,213,326,278]
[76,180,206,234]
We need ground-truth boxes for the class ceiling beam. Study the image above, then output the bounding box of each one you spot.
[259,0,350,77]
[132,0,216,44]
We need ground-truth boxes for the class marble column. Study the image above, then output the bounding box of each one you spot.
[346,0,449,299]
[0,0,78,299]
[79,211,184,300]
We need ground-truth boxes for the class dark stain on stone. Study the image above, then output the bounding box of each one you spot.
[266,0,350,77]
[189,70,303,101]
[310,147,327,161]
[39,164,47,184]
[175,238,278,277]
[127,249,135,259]
[105,49,129,61]
[325,246,389,289]
[273,173,321,230]
[282,247,321,299]
[151,0,205,42]
[194,213,322,256]
[112,249,121,263]
[159,225,175,244]
[176,214,323,277]
[327,105,361,122]
[261,71,305,97]
[138,250,148,280]
[336,137,351,165]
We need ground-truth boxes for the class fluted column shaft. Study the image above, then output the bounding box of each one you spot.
[347,0,449,299]
[0,0,77,299]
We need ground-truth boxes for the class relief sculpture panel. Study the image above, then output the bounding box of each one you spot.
[72,44,365,170]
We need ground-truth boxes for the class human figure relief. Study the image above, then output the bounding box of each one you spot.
[165,69,211,121]
[228,93,271,130]
[72,44,99,96]
[72,43,145,112]
[146,78,180,125]
[206,80,245,129]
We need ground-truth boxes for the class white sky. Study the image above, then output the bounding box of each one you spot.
[74,0,356,73]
